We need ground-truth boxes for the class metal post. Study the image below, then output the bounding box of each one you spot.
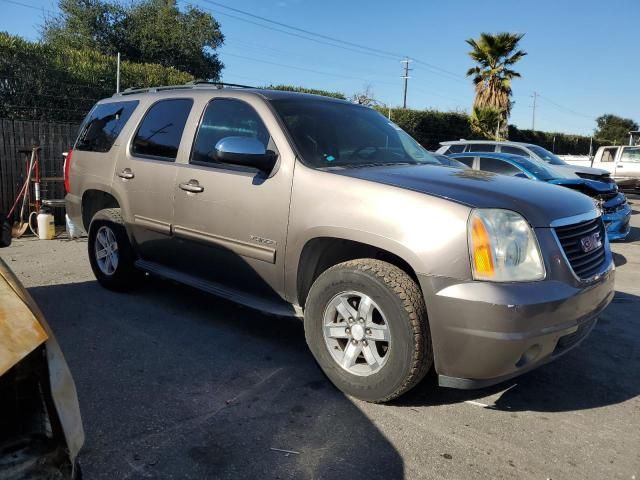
[116,52,121,93]
[531,91,538,131]
[401,57,412,109]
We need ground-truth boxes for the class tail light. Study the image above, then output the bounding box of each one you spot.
[64,149,73,193]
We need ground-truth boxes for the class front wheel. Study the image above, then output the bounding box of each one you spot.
[304,259,432,403]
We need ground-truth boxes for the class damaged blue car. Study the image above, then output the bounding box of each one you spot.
[448,152,631,241]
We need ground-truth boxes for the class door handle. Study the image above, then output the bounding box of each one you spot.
[179,179,204,193]
[616,164,624,168]
[117,168,135,179]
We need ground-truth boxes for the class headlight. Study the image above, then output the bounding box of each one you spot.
[468,209,545,282]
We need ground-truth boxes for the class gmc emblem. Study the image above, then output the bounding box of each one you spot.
[580,232,602,253]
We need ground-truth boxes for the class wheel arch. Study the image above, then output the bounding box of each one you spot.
[293,233,425,308]
[81,190,120,231]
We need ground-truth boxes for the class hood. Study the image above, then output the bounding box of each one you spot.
[554,163,610,177]
[548,177,617,193]
[337,164,597,227]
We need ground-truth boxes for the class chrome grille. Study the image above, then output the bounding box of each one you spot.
[554,217,606,279]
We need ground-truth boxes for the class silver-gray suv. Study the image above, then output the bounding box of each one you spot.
[66,84,615,402]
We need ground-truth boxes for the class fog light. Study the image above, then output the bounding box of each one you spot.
[515,344,541,368]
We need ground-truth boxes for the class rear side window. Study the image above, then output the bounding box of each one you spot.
[446,144,465,153]
[480,157,523,176]
[455,156,475,167]
[132,99,193,161]
[466,143,495,152]
[500,146,531,158]
[191,98,270,165]
[600,148,617,163]
[75,101,138,152]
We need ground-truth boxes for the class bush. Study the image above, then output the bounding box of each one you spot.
[265,84,346,100]
[0,32,193,122]
[379,108,475,150]
[376,106,595,155]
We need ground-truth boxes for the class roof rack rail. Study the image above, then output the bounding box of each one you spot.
[186,80,256,89]
[113,81,256,97]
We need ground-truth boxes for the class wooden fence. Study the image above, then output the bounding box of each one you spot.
[0,119,79,224]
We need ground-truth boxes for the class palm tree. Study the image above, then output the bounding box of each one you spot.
[466,32,526,138]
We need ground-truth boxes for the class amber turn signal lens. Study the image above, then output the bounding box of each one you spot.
[471,216,495,278]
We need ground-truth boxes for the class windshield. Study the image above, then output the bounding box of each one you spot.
[270,99,440,168]
[527,145,567,166]
[509,156,558,181]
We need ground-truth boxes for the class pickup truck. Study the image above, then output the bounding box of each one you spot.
[564,146,640,191]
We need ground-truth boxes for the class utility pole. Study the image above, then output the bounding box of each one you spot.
[531,91,538,131]
[401,57,412,109]
[116,52,121,93]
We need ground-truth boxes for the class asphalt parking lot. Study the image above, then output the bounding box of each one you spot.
[2,195,639,480]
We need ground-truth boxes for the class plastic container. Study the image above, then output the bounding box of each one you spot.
[37,209,55,240]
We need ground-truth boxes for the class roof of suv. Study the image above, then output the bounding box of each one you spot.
[440,140,536,148]
[110,83,352,105]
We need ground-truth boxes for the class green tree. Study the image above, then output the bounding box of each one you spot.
[42,0,224,80]
[466,32,526,138]
[470,106,503,140]
[594,114,638,145]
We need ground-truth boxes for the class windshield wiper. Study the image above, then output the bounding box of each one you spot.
[347,161,419,169]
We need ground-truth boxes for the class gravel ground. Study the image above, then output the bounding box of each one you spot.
[2,194,639,480]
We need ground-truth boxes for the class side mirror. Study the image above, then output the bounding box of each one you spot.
[215,137,277,173]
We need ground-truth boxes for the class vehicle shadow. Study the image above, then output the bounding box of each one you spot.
[27,278,405,480]
[397,291,640,413]
[624,225,640,242]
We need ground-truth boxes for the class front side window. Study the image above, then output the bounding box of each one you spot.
[446,144,465,153]
[527,145,566,165]
[455,156,475,168]
[270,99,439,168]
[480,157,523,176]
[466,143,496,152]
[501,146,531,158]
[621,147,640,163]
[191,98,270,165]
[131,99,193,160]
[75,101,138,152]
[508,156,558,180]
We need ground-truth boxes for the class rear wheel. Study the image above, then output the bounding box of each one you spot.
[88,208,138,291]
[304,259,432,402]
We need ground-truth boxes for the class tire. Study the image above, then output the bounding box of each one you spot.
[88,208,138,292]
[304,259,432,403]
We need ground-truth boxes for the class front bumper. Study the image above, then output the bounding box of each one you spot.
[603,203,632,241]
[419,260,615,389]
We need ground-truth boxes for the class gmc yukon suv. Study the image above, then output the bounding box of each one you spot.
[66,84,615,402]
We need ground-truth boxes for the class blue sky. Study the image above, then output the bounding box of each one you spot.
[2,0,638,136]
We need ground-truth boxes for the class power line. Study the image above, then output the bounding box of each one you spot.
[537,94,595,120]
[198,0,403,60]
[222,52,396,85]
[191,0,471,85]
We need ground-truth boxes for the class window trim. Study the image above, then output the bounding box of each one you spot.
[130,97,194,163]
[188,97,276,173]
